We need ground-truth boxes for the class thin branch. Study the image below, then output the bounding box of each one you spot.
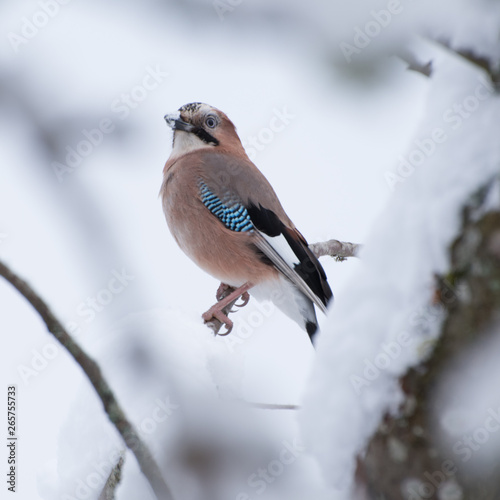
[397,49,433,78]
[309,238,361,261]
[218,398,300,411]
[245,402,300,410]
[98,452,125,500]
[207,238,361,335]
[0,260,173,500]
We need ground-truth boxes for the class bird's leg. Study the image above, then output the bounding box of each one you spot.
[203,282,253,334]
[216,282,251,309]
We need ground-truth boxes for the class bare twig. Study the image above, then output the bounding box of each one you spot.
[207,238,361,335]
[220,398,300,410]
[309,238,361,261]
[397,49,433,78]
[98,453,125,500]
[245,402,300,410]
[0,260,173,500]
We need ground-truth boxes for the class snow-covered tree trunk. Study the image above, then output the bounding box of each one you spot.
[300,3,500,499]
[360,184,500,499]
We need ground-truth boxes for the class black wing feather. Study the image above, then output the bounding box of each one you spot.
[247,203,332,309]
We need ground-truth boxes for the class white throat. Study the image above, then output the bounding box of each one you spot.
[171,130,211,158]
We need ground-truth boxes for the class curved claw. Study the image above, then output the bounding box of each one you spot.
[234,291,250,308]
[216,283,232,302]
[202,307,234,336]
[217,322,233,336]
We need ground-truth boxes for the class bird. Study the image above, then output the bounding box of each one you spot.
[160,102,332,341]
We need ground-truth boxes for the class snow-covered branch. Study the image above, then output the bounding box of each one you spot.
[433,39,500,86]
[0,260,173,500]
[300,24,500,497]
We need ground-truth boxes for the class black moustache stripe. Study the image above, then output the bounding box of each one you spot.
[194,127,219,146]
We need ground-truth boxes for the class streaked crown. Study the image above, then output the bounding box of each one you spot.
[165,102,243,155]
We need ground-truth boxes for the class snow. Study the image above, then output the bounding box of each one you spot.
[1,1,499,499]
[285,0,500,65]
[36,309,329,500]
[300,40,500,498]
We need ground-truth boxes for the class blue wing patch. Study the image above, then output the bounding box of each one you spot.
[199,181,254,232]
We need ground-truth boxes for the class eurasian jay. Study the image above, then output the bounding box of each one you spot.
[161,102,332,340]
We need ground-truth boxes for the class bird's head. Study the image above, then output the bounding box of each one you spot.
[164,102,242,156]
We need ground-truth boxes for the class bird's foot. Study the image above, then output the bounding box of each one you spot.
[202,307,234,335]
[216,282,232,301]
[203,282,253,335]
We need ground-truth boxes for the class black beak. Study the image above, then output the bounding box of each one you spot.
[164,113,194,132]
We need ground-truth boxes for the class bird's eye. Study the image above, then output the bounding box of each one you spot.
[205,116,217,128]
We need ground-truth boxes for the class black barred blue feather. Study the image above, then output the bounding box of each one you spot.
[199,181,254,232]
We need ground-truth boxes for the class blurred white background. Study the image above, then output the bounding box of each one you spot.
[1,0,479,498]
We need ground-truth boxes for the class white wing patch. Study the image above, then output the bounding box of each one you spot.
[261,233,300,268]
[253,232,328,314]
